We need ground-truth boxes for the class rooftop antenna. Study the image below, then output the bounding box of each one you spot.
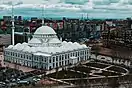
[11,4,15,45]
[42,4,45,26]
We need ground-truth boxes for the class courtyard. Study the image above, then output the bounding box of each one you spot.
[47,60,129,85]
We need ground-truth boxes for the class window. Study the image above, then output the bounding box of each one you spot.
[29,56,31,60]
[73,53,75,56]
[53,57,55,62]
[13,52,15,56]
[56,56,58,61]
[56,63,58,67]
[87,50,89,54]
[11,52,12,56]
[78,57,79,61]
[18,54,20,57]
[27,55,28,59]
[62,61,64,66]
[65,54,67,59]
[53,63,55,68]
[45,57,47,62]
[15,53,17,57]
[36,57,38,61]
[76,52,78,57]
[62,55,64,60]
[70,53,72,57]
[65,61,67,65]
[49,59,51,63]
[68,60,69,64]
[24,55,25,58]
[21,54,22,58]
[59,62,61,66]
[59,55,61,61]
[34,56,36,61]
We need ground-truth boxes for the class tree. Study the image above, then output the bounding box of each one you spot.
[93,45,101,62]
[0,29,4,34]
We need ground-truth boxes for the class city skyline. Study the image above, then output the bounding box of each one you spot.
[0,0,132,19]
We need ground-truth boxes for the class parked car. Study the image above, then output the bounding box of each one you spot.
[17,80,30,85]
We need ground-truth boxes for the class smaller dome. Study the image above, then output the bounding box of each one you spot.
[34,26,56,35]
[7,45,14,49]
[13,43,21,50]
[49,38,61,44]
[23,46,31,52]
[81,44,87,48]
[68,42,73,45]
[28,38,42,44]
[22,42,28,45]
[62,41,67,45]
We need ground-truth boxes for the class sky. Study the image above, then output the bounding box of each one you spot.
[0,0,132,19]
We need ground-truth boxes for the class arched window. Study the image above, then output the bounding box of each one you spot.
[53,57,55,62]
[101,57,105,60]
[62,55,64,60]
[56,56,58,61]
[53,63,55,68]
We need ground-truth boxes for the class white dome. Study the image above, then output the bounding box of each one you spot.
[49,38,61,44]
[34,26,56,35]
[28,38,42,44]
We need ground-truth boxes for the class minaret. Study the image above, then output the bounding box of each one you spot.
[12,4,15,45]
[42,6,44,25]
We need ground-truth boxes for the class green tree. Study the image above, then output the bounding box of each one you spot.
[0,29,4,34]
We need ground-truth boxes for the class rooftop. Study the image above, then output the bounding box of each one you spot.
[6,26,89,56]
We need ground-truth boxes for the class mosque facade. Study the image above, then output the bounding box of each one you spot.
[4,26,91,70]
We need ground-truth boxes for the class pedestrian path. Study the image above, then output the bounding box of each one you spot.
[49,77,74,86]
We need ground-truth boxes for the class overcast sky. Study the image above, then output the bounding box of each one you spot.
[0,0,132,19]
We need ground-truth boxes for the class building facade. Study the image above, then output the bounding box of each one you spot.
[4,26,91,70]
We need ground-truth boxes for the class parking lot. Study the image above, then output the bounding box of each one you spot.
[0,67,50,88]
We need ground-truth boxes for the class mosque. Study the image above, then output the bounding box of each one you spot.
[4,26,91,70]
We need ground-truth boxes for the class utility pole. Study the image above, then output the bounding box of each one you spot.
[12,4,15,45]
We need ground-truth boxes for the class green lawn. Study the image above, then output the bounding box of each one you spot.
[70,66,95,73]
[47,70,87,79]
